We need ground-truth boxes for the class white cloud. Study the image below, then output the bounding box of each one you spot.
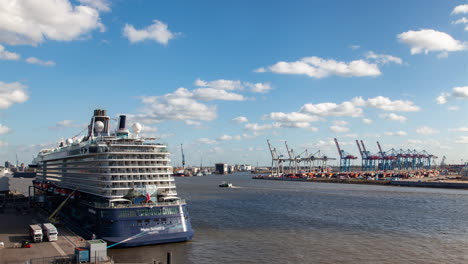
[300,101,363,117]
[56,120,75,127]
[158,133,175,139]
[195,79,243,91]
[0,124,11,134]
[208,146,224,154]
[123,20,177,45]
[397,29,466,55]
[0,81,29,109]
[385,131,407,137]
[0,140,7,147]
[416,126,439,135]
[195,78,271,94]
[361,96,420,112]
[143,126,158,132]
[329,125,349,133]
[197,138,217,144]
[244,123,275,131]
[49,120,84,130]
[333,120,348,126]
[232,116,248,123]
[264,112,321,123]
[407,139,423,144]
[453,86,468,98]
[307,127,319,132]
[78,0,110,12]
[193,88,245,101]
[130,78,259,125]
[253,67,266,73]
[437,52,449,59]
[0,45,20,60]
[350,45,360,50]
[362,118,372,124]
[436,86,468,104]
[273,121,311,128]
[379,113,407,122]
[0,0,105,46]
[134,88,217,123]
[436,94,448,104]
[257,56,381,78]
[455,136,468,144]
[247,82,272,93]
[447,106,459,111]
[184,120,201,126]
[363,133,381,138]
[452,17,468,25]
[365,51,403,64]
[241,133,258,139]
[298,96,418,122]
[26,57,55,66]
[449,126,468,132]
[264,112,321,129]
[219,135,233,141]
[406,139,446,149]
[452,4,468,15]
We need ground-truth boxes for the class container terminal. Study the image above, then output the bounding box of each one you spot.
[254,139,468,189]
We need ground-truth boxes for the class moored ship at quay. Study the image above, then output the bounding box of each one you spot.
[32,109,193,247]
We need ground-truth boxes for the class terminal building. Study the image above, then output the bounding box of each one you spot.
[215,163,228,174]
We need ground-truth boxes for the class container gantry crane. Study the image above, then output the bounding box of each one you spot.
[376,141,398,170]
[267,140,285,176]
[357,140,381,171]
[334,138,357,172]
[180,144,185,169]
[284,141,299,175]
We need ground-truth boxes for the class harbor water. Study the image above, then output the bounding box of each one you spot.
[109,172,468,263]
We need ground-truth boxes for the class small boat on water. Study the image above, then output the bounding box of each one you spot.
[219,181,233,188]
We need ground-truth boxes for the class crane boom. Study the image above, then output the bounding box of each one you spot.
[285,141,292,159]
[376,141,384,157]
[356,140,364,158]
[267,140,277,159]
[360,140,367,152]
[334,138,343,158]
[181,144,185,169]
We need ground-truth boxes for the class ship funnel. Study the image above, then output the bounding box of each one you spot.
[118,115,126,130]
[89,109,110,137]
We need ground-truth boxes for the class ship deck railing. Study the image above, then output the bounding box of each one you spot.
[80,199,186,209]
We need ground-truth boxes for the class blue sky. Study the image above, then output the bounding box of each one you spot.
[0,0,467,166]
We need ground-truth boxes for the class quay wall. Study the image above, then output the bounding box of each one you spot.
[253,177,468,189]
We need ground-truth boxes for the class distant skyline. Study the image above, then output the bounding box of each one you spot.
[0,0,467,166]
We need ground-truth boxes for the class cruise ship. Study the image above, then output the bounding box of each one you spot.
[32,109,193,247]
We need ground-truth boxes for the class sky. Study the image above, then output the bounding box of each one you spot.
[0,0,467,167]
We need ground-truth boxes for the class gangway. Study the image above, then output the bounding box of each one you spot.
[48,189,78,224]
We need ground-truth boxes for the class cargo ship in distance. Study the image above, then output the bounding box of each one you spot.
[32,109,194,247]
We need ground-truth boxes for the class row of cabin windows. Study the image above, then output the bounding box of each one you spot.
[104,207,180,218]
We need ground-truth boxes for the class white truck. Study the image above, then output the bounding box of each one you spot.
[42,223,58,242]
[29,224,43,243]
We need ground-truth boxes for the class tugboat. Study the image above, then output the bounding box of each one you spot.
[219,181,233,188]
